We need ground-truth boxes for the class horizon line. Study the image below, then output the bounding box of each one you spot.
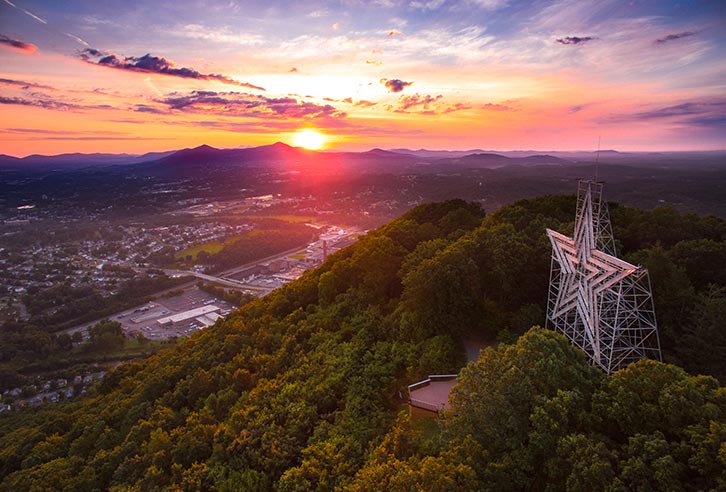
[3,141,726,159]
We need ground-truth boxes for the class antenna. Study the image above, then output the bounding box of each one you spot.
[595,136,601,182]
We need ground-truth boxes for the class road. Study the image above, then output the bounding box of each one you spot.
[59,230,362,339]
[162,243,309,291]
[59,243,310,338]
[162,270,268,292]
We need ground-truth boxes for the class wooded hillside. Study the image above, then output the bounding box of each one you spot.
[1,196,724,491]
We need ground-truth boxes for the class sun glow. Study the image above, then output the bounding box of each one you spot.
[293,129,326,150]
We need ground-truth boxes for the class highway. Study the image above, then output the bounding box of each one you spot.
[162,269,268,292]
[162,243,311,292]
[59,229,360,339]
[60,243,309,338]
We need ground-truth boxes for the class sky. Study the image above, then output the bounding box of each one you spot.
[1,0,725,156]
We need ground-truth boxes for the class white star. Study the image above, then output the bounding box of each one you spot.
[546,180,661,373]
[547,228,640,364]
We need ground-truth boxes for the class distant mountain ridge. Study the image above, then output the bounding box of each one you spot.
[0,142,574,172]
[0,149,175,169]
[3,143,725,172]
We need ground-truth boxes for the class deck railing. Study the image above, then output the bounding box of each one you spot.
[409,398,443,413]
[407,374,458,415]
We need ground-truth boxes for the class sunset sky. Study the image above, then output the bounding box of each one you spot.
[1,0,724,156]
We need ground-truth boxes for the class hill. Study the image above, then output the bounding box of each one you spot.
[0,197,724,490]
[0,150,175,170]
[138,142,424,176]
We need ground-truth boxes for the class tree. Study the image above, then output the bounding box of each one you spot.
[444,327,601,488]
[56,333,73,351]
[677,286,726,381]
[86,319,125,351]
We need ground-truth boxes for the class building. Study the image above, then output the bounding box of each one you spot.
[157,305,221,327]
[195,311,222,327]
[260,259,288,274]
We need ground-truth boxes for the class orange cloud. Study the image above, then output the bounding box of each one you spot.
[0,34,37,53]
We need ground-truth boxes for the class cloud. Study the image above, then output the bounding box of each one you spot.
[468,0,508,9]
[133,104,167,114]
[655,31,696,44]
[633,101,726,121]
[556,36,595,45]
[409,0,445,11]
[172,24,265,47]
[2,128,163,141]
[308,9,328,18]
[0,34,37,53]
[78,49,265,90]
[0,95,79,111]
[439,103,471,114]
[0,77,52,90]
[0,93,116,112]
[685,115,726,128]
[78,48,104,59]
[397,93,442,111]
[5,127,117,135]
[323,97,377,107]
[603,99,726,130]
[170,117,420,137]
[178,114,421,137]
[159,90,346,120]
[381,78,413,92]
[481,102,513,111]
[388,93,469,114]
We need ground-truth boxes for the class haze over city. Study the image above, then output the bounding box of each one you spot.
[1,0,725,156]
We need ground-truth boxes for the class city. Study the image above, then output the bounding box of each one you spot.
[1,187,361,411]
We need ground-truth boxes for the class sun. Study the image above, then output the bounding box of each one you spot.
[292,129,326,150]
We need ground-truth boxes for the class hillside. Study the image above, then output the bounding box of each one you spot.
[0,197,724,491]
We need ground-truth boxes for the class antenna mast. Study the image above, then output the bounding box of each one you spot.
[595,136,601,182]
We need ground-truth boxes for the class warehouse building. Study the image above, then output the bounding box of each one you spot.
[157,305,221,327]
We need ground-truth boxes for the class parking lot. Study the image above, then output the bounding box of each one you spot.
[114,286,236,340]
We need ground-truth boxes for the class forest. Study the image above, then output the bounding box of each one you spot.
[0,196,723,491]
[0,274,191,389]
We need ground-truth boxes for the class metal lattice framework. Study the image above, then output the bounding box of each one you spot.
[546,180,662,374]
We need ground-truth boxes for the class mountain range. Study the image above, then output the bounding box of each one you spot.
[9,142,724,173]
[0,142,569,171]
[4,143,725,173]
[3,142,726,219]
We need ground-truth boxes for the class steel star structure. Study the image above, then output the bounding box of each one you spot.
[546,180,662,374]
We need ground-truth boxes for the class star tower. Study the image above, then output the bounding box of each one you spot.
[546,180,662,374]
